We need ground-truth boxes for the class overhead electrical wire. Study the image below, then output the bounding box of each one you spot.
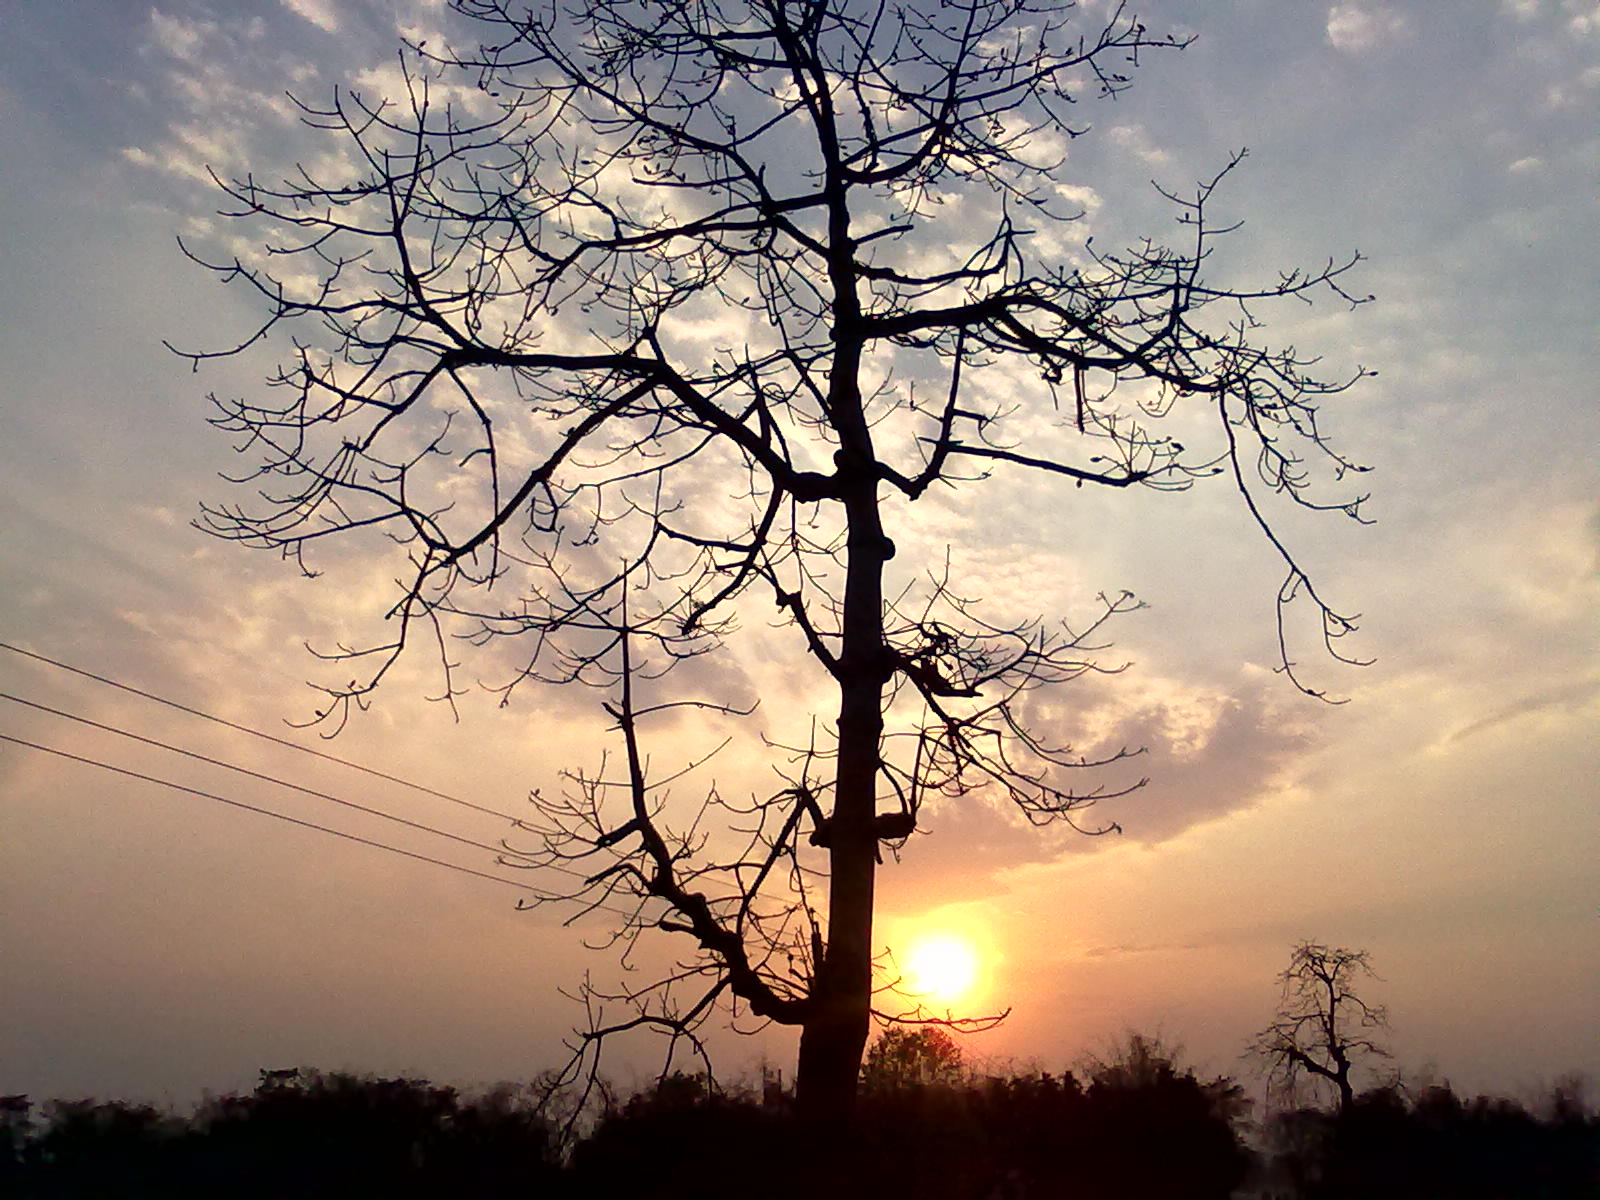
[0,689,577,877]
[0,640,527,824]
[0,640,644,910]
[1,732,541,895]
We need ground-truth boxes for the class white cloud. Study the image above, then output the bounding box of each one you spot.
[1566,0,1600,36]
[1501,0,1540,18]
[281,0,340,34]
[1105,123,1169,166]
[1507,154,1545,172]
[148,9,209,61]
[1054,182,1102,215]
[1326,4,1410,52]
[1543,69,1600,106]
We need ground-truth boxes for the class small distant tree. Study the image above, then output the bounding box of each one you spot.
[573,1072,790,1200]
[1085,1031,1250,1131]
[1083,1031,1186,1092]
[861,1026,966,1092]
[1078,1033,1254,1200]
[1250,941,1391,1113]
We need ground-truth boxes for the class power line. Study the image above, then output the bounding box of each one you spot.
[0,690,567,876]
[1,732,542,895]
[0,640,528,824]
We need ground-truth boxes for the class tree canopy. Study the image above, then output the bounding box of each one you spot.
[1250,941,1391,1112]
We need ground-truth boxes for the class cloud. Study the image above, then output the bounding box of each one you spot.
[1566,0,1600,38]
[281,0,340,34]
[1081,938,1208,960]
[1326,4,1410,52]
[1446,677,1600,744]
[148,10,210,61]
[1105,123,1170,166]
[878,669,1322,905]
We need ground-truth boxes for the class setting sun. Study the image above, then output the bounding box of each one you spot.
[901,933,982,1008]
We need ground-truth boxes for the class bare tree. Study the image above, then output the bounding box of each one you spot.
[174,0,1371,1119]
[1250,941,1391,1114]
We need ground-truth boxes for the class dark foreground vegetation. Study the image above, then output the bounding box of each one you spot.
[4,1035,1593,1200]
[1256,1078,1597,1200]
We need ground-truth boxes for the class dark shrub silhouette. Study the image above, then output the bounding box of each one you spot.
[571,1072,796,1200]
[187,1070,562,1198]
[1,1095,34,1192]
[18,1098,181,1199]
[10,1070,561,1199]
[1067,1035,1254,1200]
[1263,1080,1599,1199]
[9,1055,1588,1199]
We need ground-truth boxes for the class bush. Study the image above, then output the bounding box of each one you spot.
[9,1070,562,1200]
[1263,1080,1599,1200]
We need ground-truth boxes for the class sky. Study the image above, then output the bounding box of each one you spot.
[1,0,1596,1113]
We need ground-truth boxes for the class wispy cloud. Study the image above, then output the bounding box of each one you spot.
[282,0,340,34]
[1105,123,1169,166]
[1326,3,1410,51]
[1446,678,1600,743]
[1564,0,1600,38]
[148,10,210,61]
[880,668,1322,908]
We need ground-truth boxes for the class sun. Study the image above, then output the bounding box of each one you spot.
[901,933,981,1008]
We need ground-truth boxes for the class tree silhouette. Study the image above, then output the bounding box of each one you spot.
[1262,1081,1599,1200]
[861,1026,965,1092]
[1079,1035,1253,1200]
[1250,941,1391,1113]
[177,0,1371,1116]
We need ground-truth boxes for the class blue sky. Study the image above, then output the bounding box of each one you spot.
[1,0,1595,1108]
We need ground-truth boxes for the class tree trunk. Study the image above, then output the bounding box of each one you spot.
[795,113,883,1118]
[794,437,887,1122]
[794,845,873,1121]
[1334,1060,1355,1115]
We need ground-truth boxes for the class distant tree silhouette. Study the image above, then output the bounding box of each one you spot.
[185,1069,561,1199]
[571,1033,1254,1199]
[0,1095,32,1192]
[13,1054,1587,1200]
[178,0,1373,1117]
[571,1073,793,1200]
[4,1073,562,1199]
[1075,1034,1254,1200]
[860,1025,966,1091]
[855,1032,1252,1199]
[1250,941,1391,1114]
[1262,1079,1599,1200]
[20,1097,181,1199]
[967,1069,1087,1192]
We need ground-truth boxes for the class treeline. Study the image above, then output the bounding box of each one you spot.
[2,1040,1594,1199]
[0,1071,560,1199]
[1259,1079,1596,1199]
